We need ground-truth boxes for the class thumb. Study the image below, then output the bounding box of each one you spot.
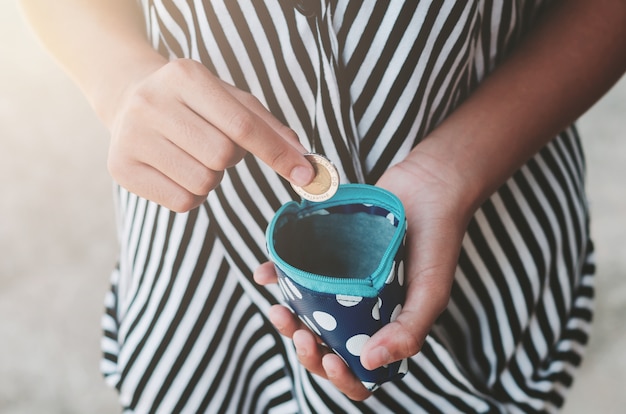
[360,309,425,370]
[360,271,452,370]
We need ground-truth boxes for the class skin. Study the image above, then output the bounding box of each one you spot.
[21,0,626,402]
[257,0,626,400]
[19,0,315,213]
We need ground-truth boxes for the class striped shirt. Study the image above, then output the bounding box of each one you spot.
[101,1,595,412]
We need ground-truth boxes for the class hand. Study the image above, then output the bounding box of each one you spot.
[360,155,471,371]
[254,263,375,400]
[254,152,475,401]
[107,58,314,212]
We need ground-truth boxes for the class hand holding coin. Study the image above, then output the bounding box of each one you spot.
[291,153,339,202]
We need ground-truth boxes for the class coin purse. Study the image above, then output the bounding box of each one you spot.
[266,184,408,391]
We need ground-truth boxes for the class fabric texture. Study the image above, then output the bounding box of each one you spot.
[100,1,595,413]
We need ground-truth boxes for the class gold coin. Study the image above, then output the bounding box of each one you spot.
[292,153,340,202]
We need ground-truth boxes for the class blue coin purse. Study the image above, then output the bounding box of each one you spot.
[266,184,408,391]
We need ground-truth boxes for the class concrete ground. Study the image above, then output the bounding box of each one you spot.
[1,2,624,413]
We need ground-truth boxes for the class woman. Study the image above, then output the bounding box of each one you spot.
[20,0,626,412]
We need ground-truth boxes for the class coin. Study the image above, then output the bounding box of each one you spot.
[291,153,340,202]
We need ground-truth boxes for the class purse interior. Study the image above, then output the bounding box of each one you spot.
[273,208,397,279]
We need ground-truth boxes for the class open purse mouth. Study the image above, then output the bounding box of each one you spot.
[266,184,406,297]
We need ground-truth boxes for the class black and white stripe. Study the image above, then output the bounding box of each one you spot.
[101,1,595,412]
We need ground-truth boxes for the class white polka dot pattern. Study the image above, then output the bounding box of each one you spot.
[272,236,407,391]
[372,298,382,320]
[346,334,370,356]
[313,311,337,331]
[336,294,362,307]
[268,195,408,391]
[284,277,303,299]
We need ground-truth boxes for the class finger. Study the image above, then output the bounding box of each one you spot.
[253,261,278,286]
[109,95,225,199]
[361,268,453,370]
[153,103,246,170]
[134,134,224,197]
[171,60,314,186]
[268,305,306,338]
[292,329,329,378]
[221,81,307,152]
[360,312,424,371]
[322,354,372,401]
[108,159,206,212]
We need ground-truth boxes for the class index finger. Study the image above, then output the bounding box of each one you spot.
[253,261,278,286]
[175,60,315,186]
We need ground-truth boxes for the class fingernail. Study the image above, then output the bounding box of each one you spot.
[296,345,307,357]
[290,165,313,186]
[268,309,284,332]
[370,347,392,368]
[321,355,337,378]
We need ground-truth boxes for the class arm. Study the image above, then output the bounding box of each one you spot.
[367,0,626,376]
[256,0,626,400]
[19,0,162,126]
[19,0,314,212]
[413,0,626,216]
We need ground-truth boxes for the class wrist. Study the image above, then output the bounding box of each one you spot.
[87,49,167,128]
[376,147,479,240]
[401,140,487,226]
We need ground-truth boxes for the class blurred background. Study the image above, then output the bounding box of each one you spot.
[1,1,624,413]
